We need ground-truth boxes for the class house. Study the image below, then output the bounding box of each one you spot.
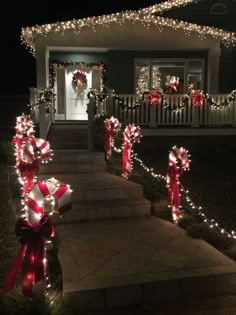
[21,0,236,135]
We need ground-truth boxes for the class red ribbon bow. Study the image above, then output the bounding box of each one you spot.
[166,164,183,220]
[17,159,40,194]
[148,93,161,106]
[4,215,53,297]
[191,92,205,106]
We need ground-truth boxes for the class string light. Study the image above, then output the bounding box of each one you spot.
[109,118,236,239]
[21,2,236,56]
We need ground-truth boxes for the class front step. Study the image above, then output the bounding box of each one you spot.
[48,123,89,150]
[40,150,106,174]
[38,153,151,222]
[53,199,150,224]
[55,217,236,313]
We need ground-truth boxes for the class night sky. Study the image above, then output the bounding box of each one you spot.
[1,0,162,95]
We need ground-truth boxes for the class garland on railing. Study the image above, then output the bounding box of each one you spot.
[107,116,236,239]
[110,87,236,112]
[28,87,56,114]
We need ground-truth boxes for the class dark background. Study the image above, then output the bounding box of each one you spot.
[1,0,161,95]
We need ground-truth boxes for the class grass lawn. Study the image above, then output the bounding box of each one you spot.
[135,135,236,231]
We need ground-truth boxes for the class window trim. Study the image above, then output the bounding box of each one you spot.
[134,58,204,94]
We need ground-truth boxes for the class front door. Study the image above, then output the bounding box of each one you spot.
[65,67,91,120]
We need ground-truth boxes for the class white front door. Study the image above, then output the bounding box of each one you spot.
[66,67,91,120]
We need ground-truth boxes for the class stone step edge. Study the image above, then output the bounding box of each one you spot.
[53,201,151,224]
[63,270,236,313]
[69,198,150,206]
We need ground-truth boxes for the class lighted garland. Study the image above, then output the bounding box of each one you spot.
[28,87,56,114]
[49,60,107,89]
[113,88,236,112]
[87,86,109,116]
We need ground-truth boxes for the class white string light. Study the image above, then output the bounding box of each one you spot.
[21,2,236,56]
[110,120,235,239]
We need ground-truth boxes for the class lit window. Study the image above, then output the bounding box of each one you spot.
[210,3,228,15]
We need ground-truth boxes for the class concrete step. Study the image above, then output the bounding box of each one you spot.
[38,173,145,201]
[37,173,143,194]
[55,217,236,314]
[52,199,151,224]
[45,150,105,163]
[49,134,88,142]
[40,161,106,174]
[51,142,88,150]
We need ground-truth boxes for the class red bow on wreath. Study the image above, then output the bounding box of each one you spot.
[4,215,53,297]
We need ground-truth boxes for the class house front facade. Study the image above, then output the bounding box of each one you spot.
[21,0,236,123]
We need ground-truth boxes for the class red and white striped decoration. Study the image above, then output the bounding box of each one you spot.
[168,146,189,170]
[104,116,120,160]
[27,178,72,223]
[122,124,141,178]
[22,138,52,163]
[15,114,35,139]
[167,146,190,222]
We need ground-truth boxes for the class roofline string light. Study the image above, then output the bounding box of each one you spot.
[139,0,196,15]
[21,2,236,56]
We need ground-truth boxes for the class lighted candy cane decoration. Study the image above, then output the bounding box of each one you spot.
[27,178,72,223]
[5,178,72,297]
[122,124,141,178]
[166,146,190,222]
[22,137,52,164]
[11,114,35,165]
[15,114,35,139]
[16,138,52,194]
[104,116,120,160]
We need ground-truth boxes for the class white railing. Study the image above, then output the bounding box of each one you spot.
[109,94,236,128]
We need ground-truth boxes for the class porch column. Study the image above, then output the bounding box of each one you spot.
[208,52,220,94]
[35,45,49,90]
[56,67,66,119]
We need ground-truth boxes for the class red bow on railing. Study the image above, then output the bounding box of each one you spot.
[4,215,53,297]
[191,92,205,106]
[148,93,161,106]
[17,159,40,194]
[166,164,183,221]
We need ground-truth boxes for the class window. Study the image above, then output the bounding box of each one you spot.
[135,59,204,94]
[210,3,228,15]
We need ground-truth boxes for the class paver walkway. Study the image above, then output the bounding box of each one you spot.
[56,216,236,313]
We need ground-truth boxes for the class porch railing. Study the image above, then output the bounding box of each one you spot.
[101,94,236,128]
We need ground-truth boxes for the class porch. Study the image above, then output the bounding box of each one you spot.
[29,90,236,143]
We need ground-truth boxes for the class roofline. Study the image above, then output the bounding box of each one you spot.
[139,0,198,15]
[21,1,236,56]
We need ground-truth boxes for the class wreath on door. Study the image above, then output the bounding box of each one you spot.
[72,70,87,89]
